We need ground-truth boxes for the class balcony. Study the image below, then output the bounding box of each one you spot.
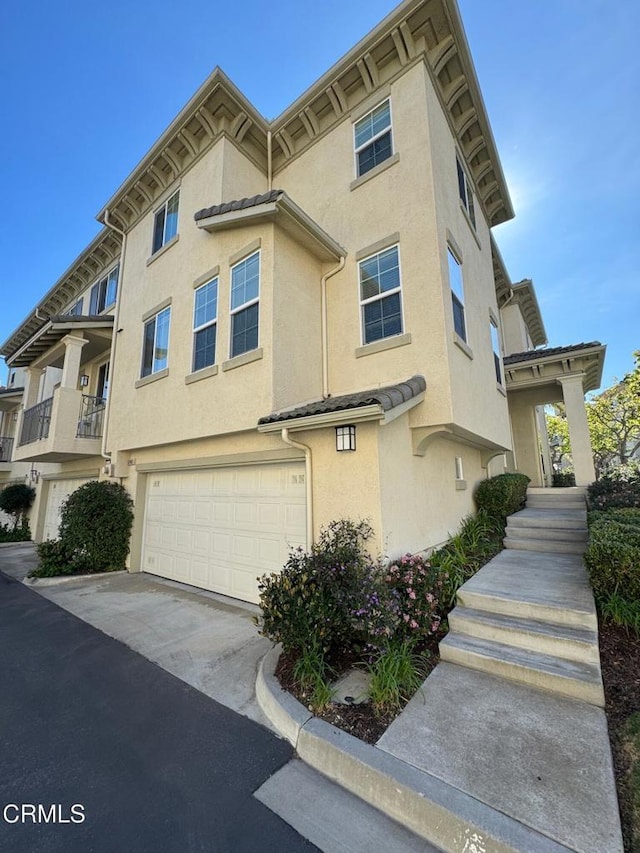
[14,389,106,463]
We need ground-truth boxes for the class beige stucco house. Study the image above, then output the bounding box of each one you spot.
[0,0,604,603]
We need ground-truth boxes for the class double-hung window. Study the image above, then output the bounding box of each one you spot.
[354,100,393,178]
[230,252,260,358]
[490,319,503,384]
[68,297,83,316]
[456,157,476,228]
[141,306,171,377]
[193,278,218,371]
[152,190,179,254]
[359,245,403,344]
[448,249,467,342]
[89,266,119,314]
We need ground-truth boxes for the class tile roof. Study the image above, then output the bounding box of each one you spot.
[258,375,426,425]
[503,342,602,366]
[194,190,283,222]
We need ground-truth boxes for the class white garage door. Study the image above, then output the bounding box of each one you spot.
[43,477,96,541]
[142,462,307,603]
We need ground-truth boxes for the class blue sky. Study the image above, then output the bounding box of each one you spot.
[0,0,637,387]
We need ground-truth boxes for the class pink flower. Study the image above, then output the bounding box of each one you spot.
[410,619,419,629]
[408,589,416,600]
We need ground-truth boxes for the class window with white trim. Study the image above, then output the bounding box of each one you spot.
[230,251,260,358]
[192,278,218,371]
[456,156,476,228]
[67,297,83,316]
[152,189,179,254]
[359,245,403,344]
[447,248,466,342]
[354,100,393,178]
[89,266,118,314]
[141,306,171,377]
[490,318,503,384]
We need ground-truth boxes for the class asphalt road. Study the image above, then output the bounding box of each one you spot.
[0,570,318,853]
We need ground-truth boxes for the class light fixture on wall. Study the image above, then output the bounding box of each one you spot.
[29,468,40,484]
[12,412,18,422]
[80,374,90,387]
[335,425,356,452]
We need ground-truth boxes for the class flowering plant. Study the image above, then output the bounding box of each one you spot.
[385,554,442,640]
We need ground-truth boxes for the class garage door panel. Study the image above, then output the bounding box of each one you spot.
[142,462,306,603]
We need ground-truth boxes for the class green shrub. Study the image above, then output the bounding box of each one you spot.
[588,467,640,511]
[56,480,134,573]
[552,472,576,487]
[474,473,530,523]
[385,554,442,640]
[367,639,429,717]
[0,517,31,543]
[257,519,389,654]
[584,518,640,605]
[588,508,640,529]
[32,540,78,578]
[0,483,35,530]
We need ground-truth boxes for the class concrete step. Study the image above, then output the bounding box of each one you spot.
[527,487,586,497]
[457,551,598,630]
[508,508,587,531]
[447,606,599,664]
[505,524,587,542]
[504,536,586,554]
[526,497,586,510]
[439,633,604,706]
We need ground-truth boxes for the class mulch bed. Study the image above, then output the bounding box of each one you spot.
[599,619,640,852]
[275,635,442,745]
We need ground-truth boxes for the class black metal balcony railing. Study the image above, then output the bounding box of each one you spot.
[77,395,106,439]
[19,397,53,446]
[0,436,14,462]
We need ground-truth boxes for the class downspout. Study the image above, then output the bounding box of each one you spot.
[281,428,313,549]
[267,131,273,191]
[321,256,346,399]
[100,209,127,462]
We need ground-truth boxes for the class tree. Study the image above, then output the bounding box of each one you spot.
[587,351,640,477]
[546,406,571,471]
[0,483,36,531]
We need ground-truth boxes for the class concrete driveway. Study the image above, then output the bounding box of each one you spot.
[1,543,273,727]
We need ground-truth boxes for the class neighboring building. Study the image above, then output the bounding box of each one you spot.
[0,0,604,603]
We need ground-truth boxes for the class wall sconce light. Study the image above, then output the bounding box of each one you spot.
[335,425,356,452]
[30,468,40,484]
[80,374,90,387]
[12,412,18,422]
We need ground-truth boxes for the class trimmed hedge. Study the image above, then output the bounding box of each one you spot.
[553,472,576,487]
[474,473,530,523]
[584,510,640,605]
[0,483,35,530]
[588,470,640,511]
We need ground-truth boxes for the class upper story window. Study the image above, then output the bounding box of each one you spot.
[359,245,403,344]
[141,306,171,377]
[354,100,393,178]
[9,371,15,386]
[456,156,476,228]
[490,318,503,384]
[448,248,467,342]
[89,266,119,314]
[230,251,260,358]
[152,190,179,254]
[193,278,218,371]
[67,297,83,316]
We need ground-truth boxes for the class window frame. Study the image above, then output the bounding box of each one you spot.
[67,297,83,316]
[456,156,476,228]
[353,99,393,179]
[140,306,171,378]
[89,265,119,315]
[152,189,180,254]
[358,243,404,346]
[229,251,260,359]
[192,277,219,372]
[490,317,503,385]
[447,247,467,343]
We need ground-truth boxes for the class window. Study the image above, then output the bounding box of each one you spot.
[230,252,260,358]
[68,297,83,316]
[354,100,392,178]
[152,190,179,254]
[141,307,170,377]
[448,249,466,342]
[456,156,476,228]
[97,362,110,399]
[359,245,403,344]
[192,278,218,371]
[89,266,119,314]
[490,319,503,384]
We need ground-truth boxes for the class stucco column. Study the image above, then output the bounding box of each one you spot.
[22,367,44,409]
[60,335,87,390]
[558,373,595,486]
